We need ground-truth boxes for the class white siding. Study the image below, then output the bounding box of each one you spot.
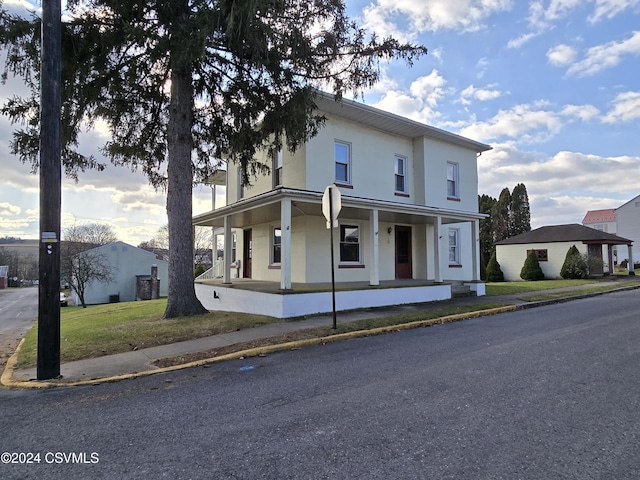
[496,242,587,281]
[77,242,169,305]
[616,195,640,262]
[304,114,417,202]
[422,138,479,212]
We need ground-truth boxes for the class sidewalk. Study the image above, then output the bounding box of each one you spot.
[3,279,639,388]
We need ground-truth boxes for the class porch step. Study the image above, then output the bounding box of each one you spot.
[450,284,476,298]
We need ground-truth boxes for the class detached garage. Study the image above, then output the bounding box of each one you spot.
[495,224,634,281]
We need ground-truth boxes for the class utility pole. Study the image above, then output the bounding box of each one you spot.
[37,0,62,380]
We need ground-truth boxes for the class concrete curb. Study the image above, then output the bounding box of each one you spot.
[2,283,638,389]
[0,306,517,389]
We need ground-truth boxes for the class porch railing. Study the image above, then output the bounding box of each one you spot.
[195,261,224,281]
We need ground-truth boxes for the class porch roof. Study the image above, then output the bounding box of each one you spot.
[192,188,486,229]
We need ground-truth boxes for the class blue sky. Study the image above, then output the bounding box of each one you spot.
[1,0,639,244]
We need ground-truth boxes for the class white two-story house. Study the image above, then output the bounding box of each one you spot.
[193,93,491,318]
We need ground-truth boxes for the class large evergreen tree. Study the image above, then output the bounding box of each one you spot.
[478,193,496,279]
[511,183,531,236]
[0,0,426,317]
[492,187,511,244]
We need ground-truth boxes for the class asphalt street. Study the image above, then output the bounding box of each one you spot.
[1,289,639,479]
[0,287,38,359]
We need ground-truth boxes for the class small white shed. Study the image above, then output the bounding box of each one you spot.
[495,224,633,281]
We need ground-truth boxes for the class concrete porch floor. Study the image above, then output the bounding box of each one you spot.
[195,277,442,294]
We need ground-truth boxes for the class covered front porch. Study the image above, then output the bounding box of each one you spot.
[194,277,482,318]
[193,188,485,316]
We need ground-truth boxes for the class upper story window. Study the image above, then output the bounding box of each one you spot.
[447,162,459,199]
[273,149,283,188]
[339,224,360,263]
[335,141,351,185]
[237,167,244,200]
[395,156,407,193]
[448,228,460,265]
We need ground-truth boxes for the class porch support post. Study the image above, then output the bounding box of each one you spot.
[472,219,480,281]
[434,216,442,283]
[369,208,380,286]
[628,244,635,275]
[280,198,292,290]
[607,245,614,275]
[223,215,232,284]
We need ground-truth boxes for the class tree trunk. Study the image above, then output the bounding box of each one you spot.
[164,4,207,318]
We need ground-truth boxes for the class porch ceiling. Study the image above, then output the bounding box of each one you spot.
[193,189,483,229]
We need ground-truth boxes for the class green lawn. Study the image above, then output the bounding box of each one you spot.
[16,300,278,368]
[485,279,604,296]
[15,277,638,369]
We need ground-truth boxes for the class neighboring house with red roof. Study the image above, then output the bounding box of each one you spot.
[495,224,634,281]
[615,194,640,264]
[582,208,616,235]
[581,194,640,264]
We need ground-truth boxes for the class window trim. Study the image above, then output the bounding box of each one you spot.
[447,162,459,200]
[395,155,408,194]
[334,140,352,186]
[448,228,461,266]
[338,222,363,265]
[271,225,282,266]
[527,249,548,262]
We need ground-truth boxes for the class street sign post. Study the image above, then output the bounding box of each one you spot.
[322,185,342,329]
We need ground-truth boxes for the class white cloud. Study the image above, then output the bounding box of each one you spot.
[478,143,639,227]
[507,32,539,49]
[589,0,640,23]
[363,0,513,39]
[0,202,21,216]
[455,100,602,144]
[510,1,640,49]
[560,104,600,121]
[566,31,640,77]
[602,91,640,123]
[459,84,502,105]
[458,103,565,143]
[373,70,452,123]
[547,44,578,66]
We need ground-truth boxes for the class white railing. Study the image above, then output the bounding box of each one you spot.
[195,261,224,281]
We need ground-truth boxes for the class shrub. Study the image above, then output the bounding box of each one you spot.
[560,245,588,279]
[520,250,544,281]
[485,251,504,282]
[194,265,206,278]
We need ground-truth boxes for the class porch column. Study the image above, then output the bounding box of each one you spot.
[369,209,380,286]
[434,216,442,283]
[607,245,614,275]
[280,198,292,290]
[472,219,480,281]
[629,244,635,275]
[223,215,232,284]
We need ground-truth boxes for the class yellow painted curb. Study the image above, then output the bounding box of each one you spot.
[1,305,517,389]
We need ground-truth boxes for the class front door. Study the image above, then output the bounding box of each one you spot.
[588,243,604,275]
[243,229,252,278]
[395,226,412,279]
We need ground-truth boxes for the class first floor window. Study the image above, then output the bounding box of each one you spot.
[447,162,459,198]
[231,233,237,262]
[448,228,460,265]
[340,224,360,262]
[527,249,548,262]
[272,227,282,264]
